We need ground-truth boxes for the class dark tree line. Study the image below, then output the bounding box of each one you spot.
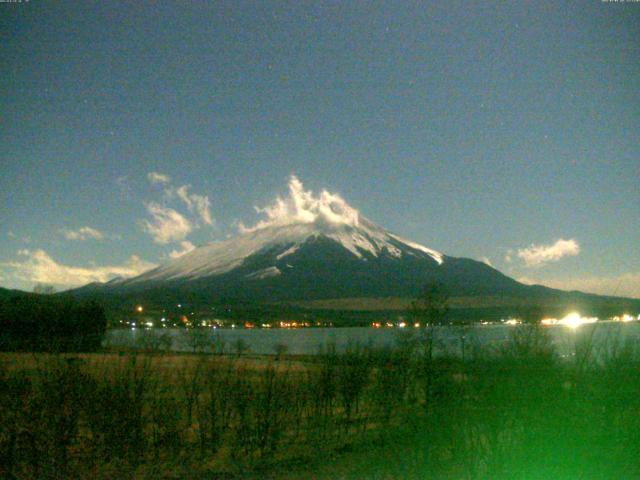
[0,294,107,352]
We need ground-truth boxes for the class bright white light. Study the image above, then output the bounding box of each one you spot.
[560,313,582,329]
[398,322,406,328]
[558,312,598,329]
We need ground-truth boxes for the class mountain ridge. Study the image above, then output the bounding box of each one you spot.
[69,177,640,319]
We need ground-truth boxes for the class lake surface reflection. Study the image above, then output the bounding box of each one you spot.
[104,321,640,358]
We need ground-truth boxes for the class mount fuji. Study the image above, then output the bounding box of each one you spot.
[76,177,638,317]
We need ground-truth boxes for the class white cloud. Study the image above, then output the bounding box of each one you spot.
[517,238,580,267]
[169,240,196,259]
[480,256,493,267]
[148,171,171,185]
[1,249,156,288]
[140,202,193,244]
[176,185,213,225]
[176,185,191,208]
[240,175,360,233]
[61,226,104,241]
[518,273,640,299]
[145,172,213,230]
[192,195,212,225]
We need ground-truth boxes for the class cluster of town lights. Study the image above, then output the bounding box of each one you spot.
[128,305,638,331]
[538,312,638,328]
[371,321,420,328]
[540,312,598,329]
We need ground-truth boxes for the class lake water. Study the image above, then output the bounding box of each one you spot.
[104,321,640,358]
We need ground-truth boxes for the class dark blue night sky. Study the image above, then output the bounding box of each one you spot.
[1,1,638,296]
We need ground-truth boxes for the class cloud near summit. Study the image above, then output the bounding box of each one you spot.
[140,202,193,244]
[239,176,360,233]
[176,185,213,226]
[140,172,213,248]
[169,240,196,259]
[145,171,212,220]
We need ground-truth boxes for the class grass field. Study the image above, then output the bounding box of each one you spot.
[1,325,640,479]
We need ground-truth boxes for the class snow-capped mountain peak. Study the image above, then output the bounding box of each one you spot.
[74,176,637,314]
[128,177,443,283]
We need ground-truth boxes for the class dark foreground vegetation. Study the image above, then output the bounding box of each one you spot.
[0,294,106,352]
[1,326,640,479]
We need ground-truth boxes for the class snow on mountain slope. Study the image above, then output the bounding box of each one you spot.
[127,176,443,284]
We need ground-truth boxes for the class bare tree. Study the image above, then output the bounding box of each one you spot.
[409,283,450,361]
[409,283,449,326]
